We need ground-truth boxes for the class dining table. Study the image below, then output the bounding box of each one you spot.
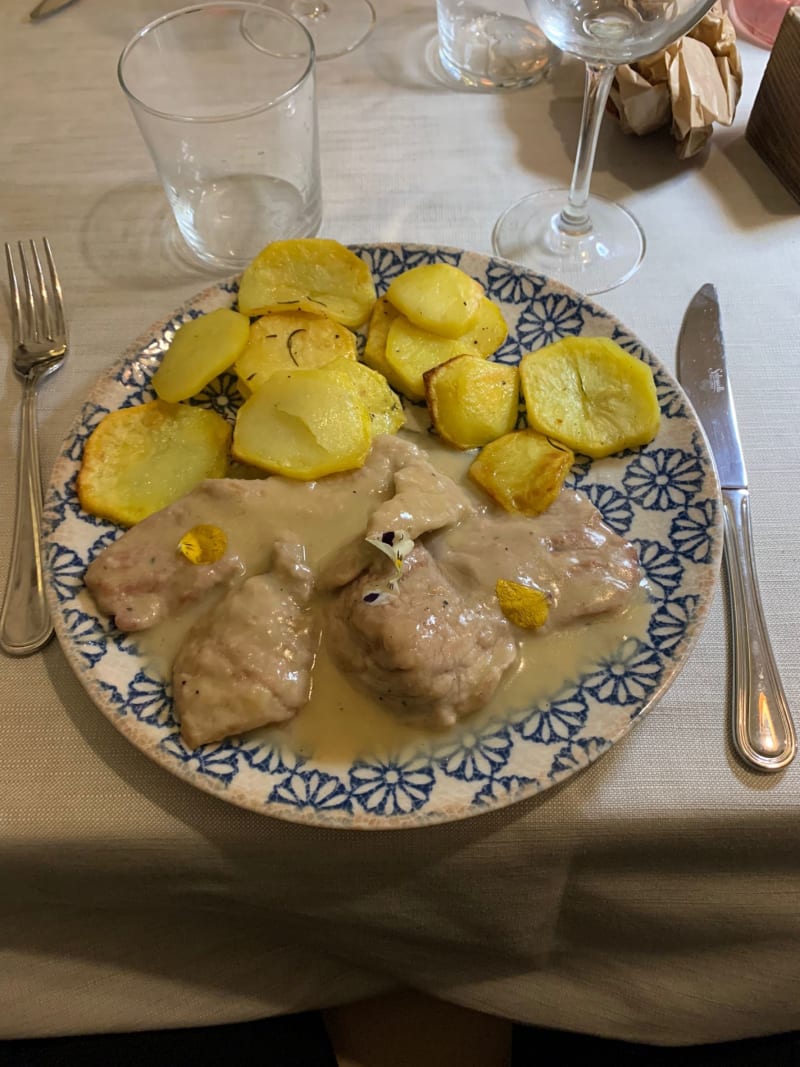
[2,0,800,1047]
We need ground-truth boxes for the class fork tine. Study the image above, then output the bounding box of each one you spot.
[4,243,21,348]
[42,237,65,341]
[16,240,39,344]
[27,239,52,343]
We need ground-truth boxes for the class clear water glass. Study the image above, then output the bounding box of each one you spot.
[118,3,322,271]
[435,0,552,90]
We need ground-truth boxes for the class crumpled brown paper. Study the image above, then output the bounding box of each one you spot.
[609,4,743,158]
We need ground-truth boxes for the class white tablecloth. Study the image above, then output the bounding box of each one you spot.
[2,0,800,1044]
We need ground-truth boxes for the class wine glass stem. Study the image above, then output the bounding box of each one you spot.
[559,62,617,237]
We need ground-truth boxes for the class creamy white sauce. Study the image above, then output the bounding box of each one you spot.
[135,432,651,764]
[281,595,650,764]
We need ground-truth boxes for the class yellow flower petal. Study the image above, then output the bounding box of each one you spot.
[495,579,550,630]
[178,524,227,565]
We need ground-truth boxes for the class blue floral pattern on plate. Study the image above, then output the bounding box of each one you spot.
[42,244,722,829]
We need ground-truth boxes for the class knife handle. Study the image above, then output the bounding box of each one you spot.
[722,488,796,771]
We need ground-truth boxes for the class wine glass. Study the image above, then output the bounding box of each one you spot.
[270,0,376,59]
[492,0,717,293]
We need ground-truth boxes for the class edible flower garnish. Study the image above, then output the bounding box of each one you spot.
[495,579,550,629]
[177,524,227,565]
[362,529,414,604]
[366,529,414,573]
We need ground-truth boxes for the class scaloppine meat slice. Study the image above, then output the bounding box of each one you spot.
[325,543,516,729]
[174,543,318,749]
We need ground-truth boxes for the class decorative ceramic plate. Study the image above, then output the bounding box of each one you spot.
[43,244,722,829]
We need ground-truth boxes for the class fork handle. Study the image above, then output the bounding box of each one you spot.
[722,488,796,771]
[0,377,54,655]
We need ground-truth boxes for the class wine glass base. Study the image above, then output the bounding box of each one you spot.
[288,0,376,60]
[492,189,645,295]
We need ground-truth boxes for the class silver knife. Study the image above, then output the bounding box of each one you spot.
[677,283,796,772]
[29,0,80,20]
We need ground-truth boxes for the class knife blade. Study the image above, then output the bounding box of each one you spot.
[29,0,80,21]
[677,283,796,772]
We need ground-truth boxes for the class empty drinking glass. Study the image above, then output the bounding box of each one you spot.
[118,3,322,271]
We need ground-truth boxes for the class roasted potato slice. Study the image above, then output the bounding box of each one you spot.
[520,337,661,459]
[232,368,372,479]
[385,263,484,338]
[152,307,249,403]
[237,238,377,328]
[77,400,231,526]
[385,296,508,400]
[469,429,574,516]
[424,355,518,450]
[319,357,405,439]
[235,310,357,395]
[361,296,405,392]
[453,296,508,357]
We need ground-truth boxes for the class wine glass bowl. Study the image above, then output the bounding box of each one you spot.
[493,0,718,293]
[531,0,709,63]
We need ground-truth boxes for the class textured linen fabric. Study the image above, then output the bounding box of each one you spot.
[2,0,800,1044]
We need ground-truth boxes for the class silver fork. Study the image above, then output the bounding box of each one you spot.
[1,238,67,656]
